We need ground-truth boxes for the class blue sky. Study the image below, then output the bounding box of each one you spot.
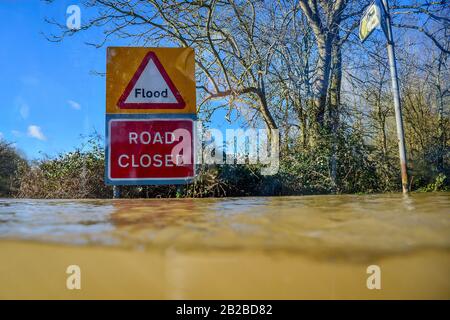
[0,1,107,159]
[0,0,240,160]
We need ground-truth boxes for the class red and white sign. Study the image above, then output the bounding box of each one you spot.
[117,51,186,109]
[107,118,195,182]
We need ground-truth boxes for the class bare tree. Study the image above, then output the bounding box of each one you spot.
[43,0,449,192]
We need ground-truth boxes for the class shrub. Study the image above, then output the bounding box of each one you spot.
[16,133,111,199]
[0,139,28,197]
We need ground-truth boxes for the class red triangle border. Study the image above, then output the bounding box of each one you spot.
[117,51,186,109]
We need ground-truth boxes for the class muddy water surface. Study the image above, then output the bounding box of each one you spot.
[0,193,449,299]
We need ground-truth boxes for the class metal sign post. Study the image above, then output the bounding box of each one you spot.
[360,0,409,193]
[113,185,120,199]
[380,0,409,193]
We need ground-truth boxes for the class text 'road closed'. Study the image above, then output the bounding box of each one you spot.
[107,119,194,181]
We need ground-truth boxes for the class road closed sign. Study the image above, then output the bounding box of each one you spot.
[105,116,195,185]
[106,47,196,114]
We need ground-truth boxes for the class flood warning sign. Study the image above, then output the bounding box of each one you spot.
[106,47,195,114]
[117,51,185,109]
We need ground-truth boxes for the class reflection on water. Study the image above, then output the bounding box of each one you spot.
[0,193,449,261]
[0,193,449,299]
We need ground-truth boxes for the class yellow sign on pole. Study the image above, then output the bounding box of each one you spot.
[359,1,383,42]
[106,47,196,114]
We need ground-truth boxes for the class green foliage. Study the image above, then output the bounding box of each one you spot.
[184,164,279,198]
[0,140,28,197]
[5,123,449,199]
[279,145,334,195]
[16,133,112,199]
[278,128,386,195]
[417,174,449,192]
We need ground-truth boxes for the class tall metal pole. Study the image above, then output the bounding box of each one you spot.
[381,0,409,193]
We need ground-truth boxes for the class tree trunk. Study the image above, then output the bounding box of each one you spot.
[436,54,446,173]
[328,38,342,192]
[313,36,333,132]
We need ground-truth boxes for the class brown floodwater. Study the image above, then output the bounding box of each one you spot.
[0,193,449,299]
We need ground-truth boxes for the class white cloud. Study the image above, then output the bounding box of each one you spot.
[0,132,3,139]
[68,100,81,110]
[27,125,46,141]
[15,96,30,119]
[20,103,30,119]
